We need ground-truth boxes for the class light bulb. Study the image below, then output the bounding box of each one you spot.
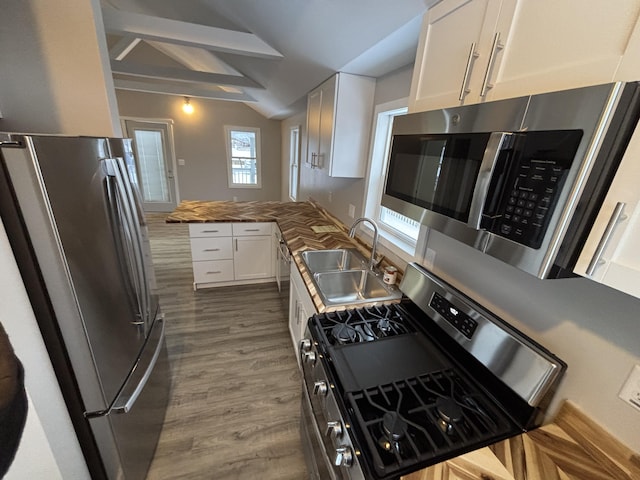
[182,97,194,114]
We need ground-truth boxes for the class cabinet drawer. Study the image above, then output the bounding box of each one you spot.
[193,260,234,283]
[232,222,272,236]
[189,223,232,238]
[190,237,233,261]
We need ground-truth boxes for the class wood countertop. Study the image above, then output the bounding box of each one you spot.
[401,401,640,480]
[167,201,640,479]
[167,200,403,312]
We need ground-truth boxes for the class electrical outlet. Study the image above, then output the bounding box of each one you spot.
[177,158,185,166]
[328,191,333,203]
[619,364,640,412]
[348,204,355,218]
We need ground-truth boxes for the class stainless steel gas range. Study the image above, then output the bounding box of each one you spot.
[299,262,566,480]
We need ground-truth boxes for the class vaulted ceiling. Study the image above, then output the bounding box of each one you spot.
[102,0,434,119]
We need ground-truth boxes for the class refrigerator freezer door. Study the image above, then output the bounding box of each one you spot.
[91,308,170,480]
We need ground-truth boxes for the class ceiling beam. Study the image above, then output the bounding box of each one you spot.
[109,36,142,61]
[102,7,283,59]
[113,78,256,102]
[111,60,264,89]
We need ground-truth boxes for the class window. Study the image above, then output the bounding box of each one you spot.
[363,100,419,256]
[225,126,261,188]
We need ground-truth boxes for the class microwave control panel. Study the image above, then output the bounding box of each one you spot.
[487,130,583,249]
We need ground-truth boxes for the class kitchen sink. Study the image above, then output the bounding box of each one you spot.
[312,269,402,306]
[300,248,367,274]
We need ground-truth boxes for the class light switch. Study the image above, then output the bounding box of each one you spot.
[177,158,185,166]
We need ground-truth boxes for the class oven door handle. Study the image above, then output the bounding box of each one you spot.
[468,132,513,230]
[300,386,340,479]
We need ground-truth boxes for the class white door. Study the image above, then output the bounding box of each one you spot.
[123,120,178,212]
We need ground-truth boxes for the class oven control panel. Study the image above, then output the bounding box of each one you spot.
[430,292,477,339]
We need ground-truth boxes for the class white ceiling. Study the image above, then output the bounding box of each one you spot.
[102,0,434,119]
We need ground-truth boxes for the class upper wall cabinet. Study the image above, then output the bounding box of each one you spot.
[305,72,375,178]
[574,123,640,300]
[409,0,640,112]
[490,0,640,101]
[409,0,517,112]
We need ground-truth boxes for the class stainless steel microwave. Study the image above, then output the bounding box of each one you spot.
[382,82,640,278]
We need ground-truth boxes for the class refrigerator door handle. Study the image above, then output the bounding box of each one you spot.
[85,315,165,419]
[112,316,165,414]
[104,158,149,332]
[113,157,153,333]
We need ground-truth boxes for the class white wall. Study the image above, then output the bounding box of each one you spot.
[0,221,89,479]
[116,90,283,202]
[0,0,120,136]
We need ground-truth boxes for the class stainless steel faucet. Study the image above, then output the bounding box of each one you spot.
[348,217,380,270]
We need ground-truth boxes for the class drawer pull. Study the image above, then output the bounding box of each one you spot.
[206,270,222,275]
[202,230,219,233]
[203,248,220,252]
[243,228,260,232]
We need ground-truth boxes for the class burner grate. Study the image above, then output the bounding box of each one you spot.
[346,369,516,477]
[316,304,414,346]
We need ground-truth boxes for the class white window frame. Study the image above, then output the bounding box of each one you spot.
[224,125,262,189]
[362,98,418,261]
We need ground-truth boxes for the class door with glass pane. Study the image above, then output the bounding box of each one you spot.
[289,126,300,201]
[123,120,177,212]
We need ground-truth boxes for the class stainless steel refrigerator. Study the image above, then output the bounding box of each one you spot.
[0,134,170,480]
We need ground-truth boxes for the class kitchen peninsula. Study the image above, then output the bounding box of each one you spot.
[166,199,401,311]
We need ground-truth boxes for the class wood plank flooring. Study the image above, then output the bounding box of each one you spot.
[144,214,308,480]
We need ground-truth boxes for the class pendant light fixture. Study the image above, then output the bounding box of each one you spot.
[182,96,194,114]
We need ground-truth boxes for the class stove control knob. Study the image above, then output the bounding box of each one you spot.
[301,350,316,365]
[334,446,353,468]
[300,338,312,351]
[313,381,328,396]
[326,420,343,439]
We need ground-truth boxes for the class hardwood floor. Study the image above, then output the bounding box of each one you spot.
[144,214,308,479]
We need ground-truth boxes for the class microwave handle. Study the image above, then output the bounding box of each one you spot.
[468,132,513,230]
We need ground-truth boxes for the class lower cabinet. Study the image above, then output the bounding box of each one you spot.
[189,222,274,290]
[289,263,317,367]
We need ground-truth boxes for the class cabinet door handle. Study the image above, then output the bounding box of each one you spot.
[459,42,479,101]
[235,239,238,251]
[480,32,504,97]
[206,271,222,275]
[586,202,627,276]
[204,248,220,252]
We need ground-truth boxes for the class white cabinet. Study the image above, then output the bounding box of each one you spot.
[491,0,640,101]
[289,263,317,367]
[409,0,640,112]
[305,72,375,178]
[409,0,517,112]
[574,123,640,300]
[189,222,273,289]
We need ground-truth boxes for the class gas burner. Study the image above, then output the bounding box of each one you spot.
[378,411,410,454]
[331,323,358,344]
[382,411,408,440]
[377,318,391,333]
[435,397,463,435]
